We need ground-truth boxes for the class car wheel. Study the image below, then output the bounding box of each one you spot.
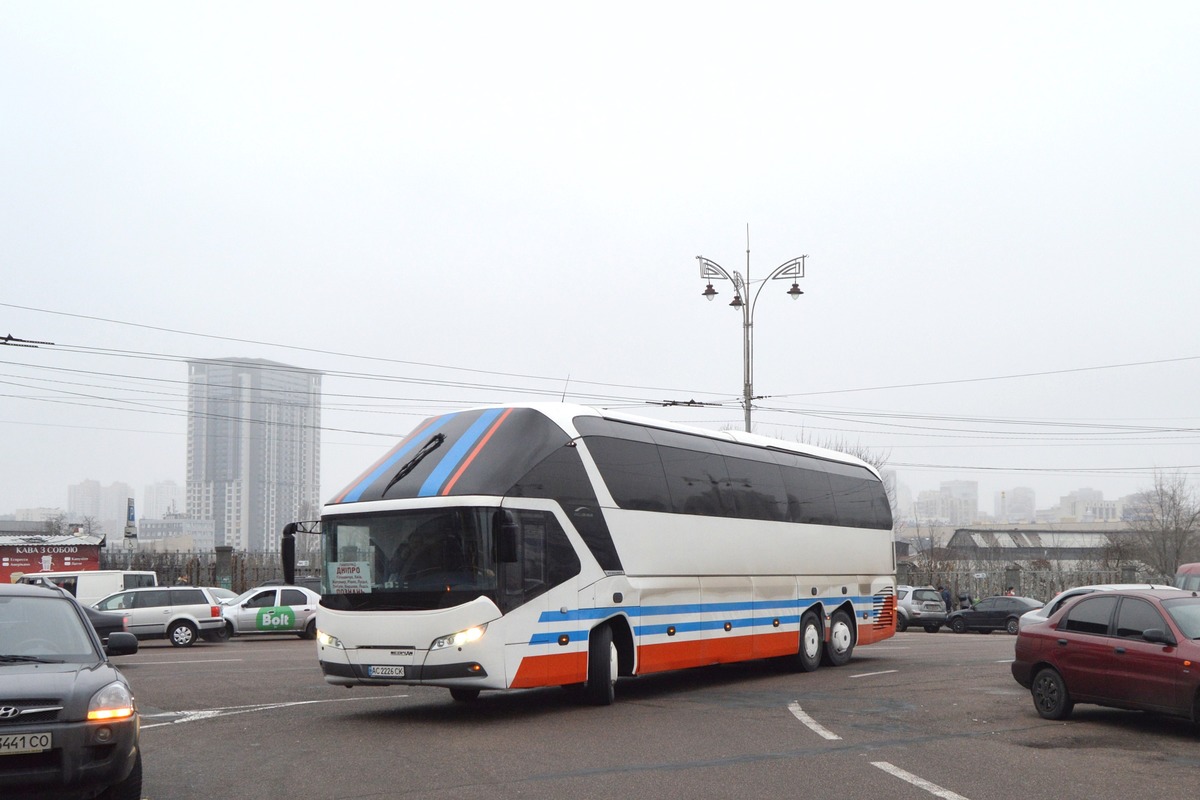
[168,621,197,647]
[950,617,967,634]
[923,624,941,633]
[822,608,855,667]
[204,624,231,643]
[300,619,317,640]
[896,614,909,633]
[449,688,481,702]
[1031,667,1074,720]
[797,611,823,672]
[583,624,617,706]
[1005,617,1020,635]
[97,750,141,800]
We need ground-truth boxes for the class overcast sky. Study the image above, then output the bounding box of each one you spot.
[2,2,1197,522]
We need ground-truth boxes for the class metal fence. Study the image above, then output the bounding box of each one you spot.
[99,550,321,594]
[897,562,1167,609]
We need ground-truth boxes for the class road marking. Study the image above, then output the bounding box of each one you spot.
[141,694,410,729]
[787,702,841,740]
[130,659,243,665]
[850,669,898,678]
[871,762,970,800]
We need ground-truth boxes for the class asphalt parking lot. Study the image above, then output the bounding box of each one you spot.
[123,630,1200,800]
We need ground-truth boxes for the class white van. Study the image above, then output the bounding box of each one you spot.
[16,569,158,607]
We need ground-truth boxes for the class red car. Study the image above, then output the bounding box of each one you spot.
[1012,588,1200,721]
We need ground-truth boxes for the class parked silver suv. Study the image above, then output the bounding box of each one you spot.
[94,586,226,647]
[896,585,947,632]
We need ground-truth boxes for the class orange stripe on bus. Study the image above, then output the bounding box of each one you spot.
[441,408,514,496]
[510,651,588,688]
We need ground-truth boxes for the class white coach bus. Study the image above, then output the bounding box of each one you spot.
[283,404,896,705]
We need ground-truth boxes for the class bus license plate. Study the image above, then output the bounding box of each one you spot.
[368,665,405,678]
[0,732,52,755]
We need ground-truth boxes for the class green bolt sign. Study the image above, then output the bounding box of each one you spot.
[255,607,296,631]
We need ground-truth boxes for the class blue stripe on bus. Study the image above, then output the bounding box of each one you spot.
[418,408,504,497]
[527,595,882,644]
[535,598,832,624]
[342,414,457,502]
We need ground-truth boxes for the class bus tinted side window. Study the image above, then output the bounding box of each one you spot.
[780,464,838,525]
[584,437,671,512]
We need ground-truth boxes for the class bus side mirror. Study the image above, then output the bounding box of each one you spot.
[281,523,297,584]
[495,513,519,563]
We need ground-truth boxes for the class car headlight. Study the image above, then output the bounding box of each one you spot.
[88,681,135,721]
[431,624,487,651]
[316,630,343,649]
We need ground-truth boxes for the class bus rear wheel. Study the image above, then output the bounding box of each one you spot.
[822,609,855,667]
[584,624,617,706]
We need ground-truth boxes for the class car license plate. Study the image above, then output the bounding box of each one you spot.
[368,665,405,678]
[0,732,52,755]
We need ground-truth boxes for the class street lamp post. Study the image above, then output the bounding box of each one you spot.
[696,234,806,433]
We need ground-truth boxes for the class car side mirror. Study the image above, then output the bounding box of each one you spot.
[1142,628,1177,646]
[105,631,139,657]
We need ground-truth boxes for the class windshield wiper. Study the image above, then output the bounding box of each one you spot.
[381,433,446,497]
[0,654,65,664]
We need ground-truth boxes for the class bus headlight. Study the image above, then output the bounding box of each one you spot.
[316,629,344,649]
[431,624,487,651]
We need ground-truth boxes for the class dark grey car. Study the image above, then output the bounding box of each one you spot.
[0,583,141,799]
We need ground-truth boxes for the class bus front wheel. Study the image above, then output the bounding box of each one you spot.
[797,611,822,672]
[584,624,617,706]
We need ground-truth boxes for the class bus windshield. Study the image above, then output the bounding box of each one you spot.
[322,508,498,611]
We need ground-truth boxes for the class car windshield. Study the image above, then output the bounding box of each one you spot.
[0,594,100,663]
[1162,597,1200,639]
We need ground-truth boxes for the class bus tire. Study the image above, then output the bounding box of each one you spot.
[797,611,823,672]
[822,608,855,667]
[584,624,617,706]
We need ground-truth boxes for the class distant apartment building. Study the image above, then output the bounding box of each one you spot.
[994,486,1036,523]
[67,479,134,535]
[1037,488,1123,523]
[914,480,979,526]
[143,480,184,518]
[138,514,217,551]
[186,358,321,552]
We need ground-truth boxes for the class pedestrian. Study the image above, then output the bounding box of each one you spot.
[1005,586,1015,596]
[939,584,952,612]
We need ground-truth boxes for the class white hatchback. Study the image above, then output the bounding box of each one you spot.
[1017,582,1179,631]
[222,585,322,639]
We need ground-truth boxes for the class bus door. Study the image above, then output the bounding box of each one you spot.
[496,504,584,689]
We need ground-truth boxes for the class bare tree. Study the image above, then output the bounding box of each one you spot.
[1130,471,1200,580]
[42,513,67,536]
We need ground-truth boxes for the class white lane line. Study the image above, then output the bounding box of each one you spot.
[141,694,410,729]
[871,762,970,800]
[787,702,842,740]
[129,659,243,665]
[850,669,898,678]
